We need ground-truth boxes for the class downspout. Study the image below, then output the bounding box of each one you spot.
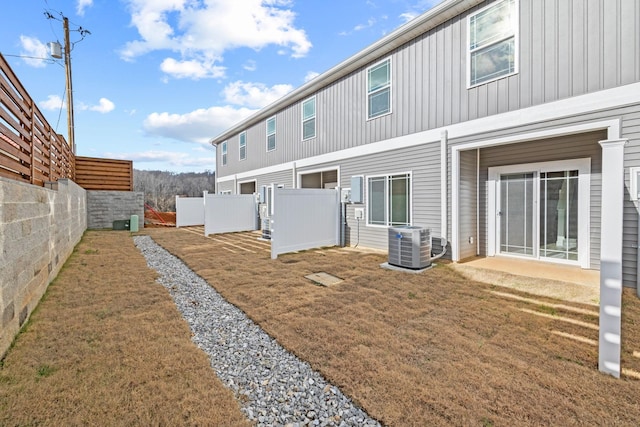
[441,130,448,240]
[477,148,480,255]
[432,130,448,261]
[292,162,297,189]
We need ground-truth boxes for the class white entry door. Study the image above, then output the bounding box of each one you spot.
[488,158,590,268]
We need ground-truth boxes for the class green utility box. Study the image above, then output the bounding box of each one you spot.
[130,215,139,232]
[112,219,130,230]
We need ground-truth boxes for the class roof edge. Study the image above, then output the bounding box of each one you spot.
[209,0,480,146]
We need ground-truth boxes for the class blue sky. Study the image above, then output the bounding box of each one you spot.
[2,0,438,173]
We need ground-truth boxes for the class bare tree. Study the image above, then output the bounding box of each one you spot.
[134,170,215,211]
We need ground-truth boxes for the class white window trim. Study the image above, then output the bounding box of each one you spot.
[266,116,276,152]
[221,141,227,166]
[220,190,232,195]
[466,0,519,89]
[296,165,341,189]
[237,178,257,194]
[301,96,316,141]
[487,158,590,268]
[366,57,392,121]
[239,131,247,161]
[365,171,412,228]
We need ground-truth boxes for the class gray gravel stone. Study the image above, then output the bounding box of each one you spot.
[134,235,380,427]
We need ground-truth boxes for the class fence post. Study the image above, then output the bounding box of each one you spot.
[28,99,35,184]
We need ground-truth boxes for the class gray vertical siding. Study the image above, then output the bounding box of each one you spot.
[216,0,639,179]
[622,108,640,286]
[458,149,478,260]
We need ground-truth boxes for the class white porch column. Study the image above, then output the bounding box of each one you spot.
[598,139,627,378]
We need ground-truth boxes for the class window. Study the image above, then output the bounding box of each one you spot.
[221,141,227,166]
[239,132,246,161]
[367,173,410,226]
[468,0,517,86]
[266,117,276,151]
[367,58,391,119]
[302,97,316,140]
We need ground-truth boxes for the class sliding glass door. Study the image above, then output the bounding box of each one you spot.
[489,159,589,267]
[539,171,579,261]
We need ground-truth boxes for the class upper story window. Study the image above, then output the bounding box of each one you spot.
[266,117,276,151]
[221,141,227,166]
[367,58,391,119]
[468,0,518,87]
[367,172,411,227]
[302,97,316,140]
[239,132,247,161]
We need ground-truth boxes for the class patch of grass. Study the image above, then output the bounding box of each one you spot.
[538,305,557,316]
[0,230,249,427]
[95,308,111,320]
[142,228,639,426]
[481,417,495,427]
[36,364,56,378]
[553,354,585,366]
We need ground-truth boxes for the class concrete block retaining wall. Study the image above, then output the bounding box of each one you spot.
[0,177,87,358]
[86,191,144,230]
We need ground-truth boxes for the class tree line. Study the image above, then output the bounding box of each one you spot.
[134,169,216,212]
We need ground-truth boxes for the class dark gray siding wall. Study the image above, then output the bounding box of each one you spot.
[216,0,640,179]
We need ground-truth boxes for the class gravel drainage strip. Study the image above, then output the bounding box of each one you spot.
[134,235,379,427]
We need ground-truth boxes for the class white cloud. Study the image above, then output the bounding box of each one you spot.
[120,0,311,79]
[78,98,116,113]
[401,1,441,23]
[76,0,93,16]
[243,60,257,72]
[400,12,418,23]
[304,71,320,82]
[143,105,257,144]
[160,57,225,79]
[339,18,377,36]
[90,98,116,113]
[104,150,215,169]
[223,81,293,108]
[19,36,49,68]
[40,95,65,110]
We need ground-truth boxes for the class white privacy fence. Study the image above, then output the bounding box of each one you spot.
[204,194,258,236]
[175,194,205,227]
[270,188,340,259]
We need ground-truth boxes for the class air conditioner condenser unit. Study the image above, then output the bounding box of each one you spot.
[388,226,431,269]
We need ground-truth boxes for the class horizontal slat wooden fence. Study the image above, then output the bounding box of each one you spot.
[74,156,133,191]
[0,53,74,186]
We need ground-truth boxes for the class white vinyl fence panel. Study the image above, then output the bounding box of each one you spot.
[271,188,340,259]
[175,195,205,227]
[204,194,258,236]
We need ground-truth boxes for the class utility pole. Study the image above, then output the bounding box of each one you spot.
[63,17,75,154]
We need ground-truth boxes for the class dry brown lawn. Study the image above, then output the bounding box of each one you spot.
[0,230,249,426]
[144,227,640,426]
